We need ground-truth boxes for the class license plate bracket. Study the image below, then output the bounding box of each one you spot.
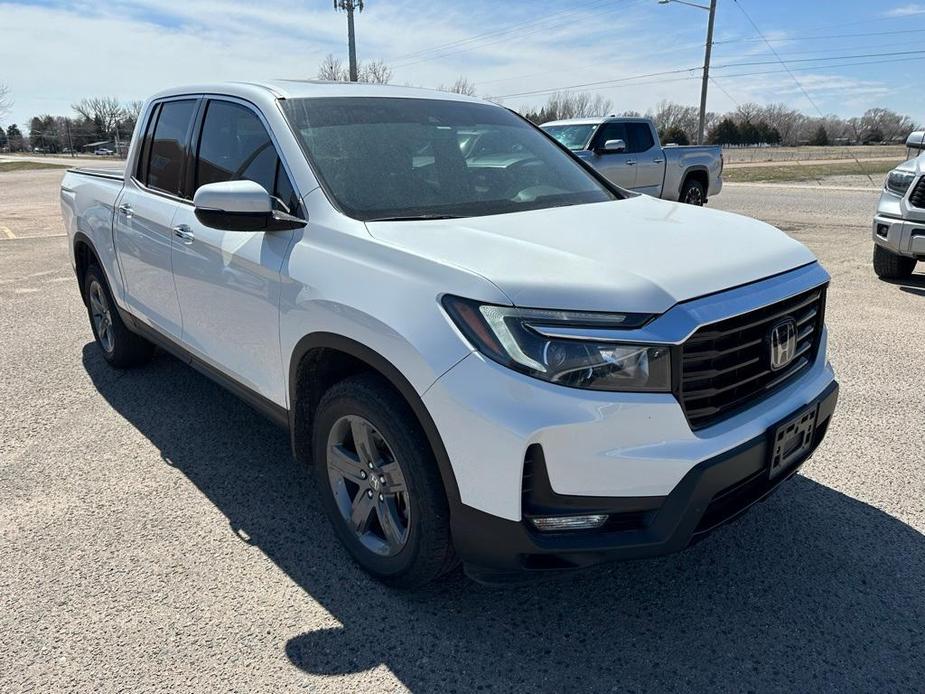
[769,404,819,479]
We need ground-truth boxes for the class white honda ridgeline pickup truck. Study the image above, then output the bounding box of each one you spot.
[61,82,838,586]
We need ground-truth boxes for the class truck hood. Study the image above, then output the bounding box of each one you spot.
[365,195,816,313]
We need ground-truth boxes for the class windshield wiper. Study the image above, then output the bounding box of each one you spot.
[366,213,464,222]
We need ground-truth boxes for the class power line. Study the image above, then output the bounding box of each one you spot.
[489,54,925,100]
[714,26,925,45]
[730,0,875,184]
[490,49,925,100]
[714,48,925,70]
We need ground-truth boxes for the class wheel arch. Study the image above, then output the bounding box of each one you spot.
[288,332,462,505]
[679,167,709,199]
[73,232,103,306]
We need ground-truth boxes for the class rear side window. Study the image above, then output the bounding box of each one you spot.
[626,123,655,153]
[146,99,197,196]
[195,100,300,213]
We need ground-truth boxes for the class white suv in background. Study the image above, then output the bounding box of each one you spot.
[61,82,838,586]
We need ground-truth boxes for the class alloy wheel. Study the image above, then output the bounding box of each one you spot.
[89,280,114,353]
[326,415,411,556]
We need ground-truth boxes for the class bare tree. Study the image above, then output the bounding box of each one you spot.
[318,54,391,83]
[860,108,917,143]
[519,91,613,124]
[126,100,144,121]
[439,76,476,96]
[360,59,392,84]
[0,84,12,122]
[318,53,349,81]
[758,103,805,146]
[649,100,699,143]
[72,97,125,134]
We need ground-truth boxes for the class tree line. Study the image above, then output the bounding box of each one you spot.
[0,96,142,154]
[519,93,919,147]
[1,70,918,154]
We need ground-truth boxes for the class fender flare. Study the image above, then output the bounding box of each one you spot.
[287,332,462,505]
[679,165,710,198]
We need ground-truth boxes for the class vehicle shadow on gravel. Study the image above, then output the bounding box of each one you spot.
[83,344,925,692]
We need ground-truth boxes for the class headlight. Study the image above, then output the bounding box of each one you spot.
[885,170,916,197]
[442,296,671,392]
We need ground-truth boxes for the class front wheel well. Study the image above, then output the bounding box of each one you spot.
[288,335,461,505]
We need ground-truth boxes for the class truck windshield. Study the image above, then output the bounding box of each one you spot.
[281,97,617,221]
[541,124,597,151]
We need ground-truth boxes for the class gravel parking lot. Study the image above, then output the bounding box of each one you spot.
[1,170,923,692]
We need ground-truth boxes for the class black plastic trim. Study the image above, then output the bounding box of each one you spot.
[455,380,839,584]
[287,333,462,505]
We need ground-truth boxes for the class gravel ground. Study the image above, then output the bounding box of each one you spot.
[1,171,923,692]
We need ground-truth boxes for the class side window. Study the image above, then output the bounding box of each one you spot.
[627,123,655,154]
[146,99,197,196]
[195,100,300,213]
[135,105,158,183]
[591,123,627,151]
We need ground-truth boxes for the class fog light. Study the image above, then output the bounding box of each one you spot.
[529,514,608,531]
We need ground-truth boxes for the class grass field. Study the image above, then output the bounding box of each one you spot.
[0,161,70,173]
[723,159,900,184]
[721,144,907,163]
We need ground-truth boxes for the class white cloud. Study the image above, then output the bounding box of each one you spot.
[884,3,925,17]
[0,0,918,130]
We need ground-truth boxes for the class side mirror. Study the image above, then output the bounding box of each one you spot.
[905,130,925,151]
[193,180,306,231]
[599,138,626,154]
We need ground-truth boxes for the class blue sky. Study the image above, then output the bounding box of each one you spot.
[1,0,923,130]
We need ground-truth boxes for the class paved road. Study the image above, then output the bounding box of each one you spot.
[2,170,923,692]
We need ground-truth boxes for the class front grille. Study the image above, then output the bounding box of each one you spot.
[679,285,826,430]
[910,177,925,208]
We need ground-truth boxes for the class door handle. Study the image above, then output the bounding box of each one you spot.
[653,158,664,164]
[118,203,133,219]
[626,160,637,166]
[173,224,194,245]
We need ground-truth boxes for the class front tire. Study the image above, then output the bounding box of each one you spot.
[84,265,154,368]
[873,244,916,280]
[681,178,706,206]
[312,374,456,588]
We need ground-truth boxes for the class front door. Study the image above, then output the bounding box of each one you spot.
[170,98,301,405]
[585,122,637,189]
[114,98,198,339]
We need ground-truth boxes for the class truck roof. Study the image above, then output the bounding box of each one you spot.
[149,80,487,105]
[541,116,652,127]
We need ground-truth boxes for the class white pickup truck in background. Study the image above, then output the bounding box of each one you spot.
[542,116,723,205]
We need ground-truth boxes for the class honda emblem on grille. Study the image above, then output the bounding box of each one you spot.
[768,318,798,371]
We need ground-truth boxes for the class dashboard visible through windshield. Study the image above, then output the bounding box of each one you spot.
[281,97,617,221]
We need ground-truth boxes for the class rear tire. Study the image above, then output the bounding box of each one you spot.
[84,264,154,368]
[312,373,456,588]
[873,244,916,280]
[680,178,706,206]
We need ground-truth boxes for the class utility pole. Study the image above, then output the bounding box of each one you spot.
[335,0,364,82]
[658,0,717,144]
[64,117,75,157]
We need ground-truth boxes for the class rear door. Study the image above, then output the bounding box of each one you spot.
[114,97,198,338]
[169,97,300,405]
[586,122,636,189]
[627,122,665,196]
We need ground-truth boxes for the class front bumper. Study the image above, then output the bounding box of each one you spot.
[453,380,838,583]
[873,213,925,259]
